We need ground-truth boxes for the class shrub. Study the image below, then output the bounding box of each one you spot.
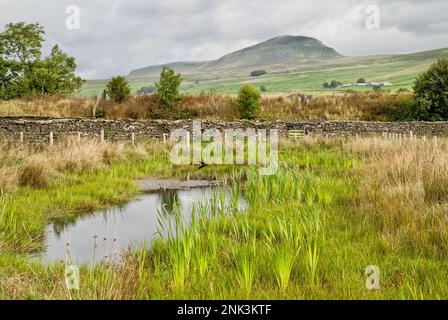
[105,76,131,103]
[373,86,383,92]
[413,58,448,121]
[179,108,199,119]
[237,85,261,119]
[155,67,182,108]
[323,80,341,89]
[260,85,268,92]
[137,86,155,95]
[250,70,266,77]
[357,78,366,84]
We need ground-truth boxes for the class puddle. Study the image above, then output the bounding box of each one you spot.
[35,186,245,265]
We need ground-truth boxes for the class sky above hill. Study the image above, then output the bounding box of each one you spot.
[1,0,447,79]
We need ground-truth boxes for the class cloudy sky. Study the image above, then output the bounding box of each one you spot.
[1,0,447,79]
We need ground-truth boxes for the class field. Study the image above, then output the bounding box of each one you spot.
[81,48,448,97]
[1,136,447,299]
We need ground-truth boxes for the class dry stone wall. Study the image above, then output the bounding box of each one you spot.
[1,117,448,143]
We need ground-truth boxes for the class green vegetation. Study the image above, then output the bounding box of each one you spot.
[0,22,84,99]
[323,80,341,89]
[155,67,182,108]
[250,70,267,77]
[237,85,261,119]
[74,36,448,97]
[1,137,448,299]
[105,76,131,103]
[137,86,155,95]
[413,58,448,121]
[357,78,366,84]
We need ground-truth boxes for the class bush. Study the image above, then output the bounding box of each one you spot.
[323,80,341,89]
[260,85,267,92]
[179,108,199,119]
[106,76,131,103]
[155,67,182,108]
[413,58,448,121]
[137,86,155,95]
[357,78,366,84]
[237,85,261,119]
[250,70,266,77]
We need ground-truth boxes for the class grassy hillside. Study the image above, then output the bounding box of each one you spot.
[81,44,448,97]
[204,35,342,70]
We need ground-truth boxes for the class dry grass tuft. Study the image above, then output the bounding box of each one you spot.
[346,137,448,257]
[18,155,52,188]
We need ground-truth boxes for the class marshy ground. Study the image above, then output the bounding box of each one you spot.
[0,136,447,299]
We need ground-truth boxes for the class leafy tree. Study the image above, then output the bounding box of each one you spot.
[330,80,341,88]
[260,85,267,92]
[0,22,44,63]
[137,86,155,95]
[0,22,83,99]
[357,78,366,84]
[323,80,341,89]
[25,45,84,95]
[155,67,182,108]
[413,58,448,121]
[237,85,261,119]
[105,76,131,103]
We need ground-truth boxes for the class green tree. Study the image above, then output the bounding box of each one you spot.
[330,80,341,88]
[0,22,83,99]
[155,67,182,108]
[357,78,366,84]
[0,22,44,63]
[105,76,131,103]
[413,58,448,121]
[25,45,84,95]
[237,85,261,119]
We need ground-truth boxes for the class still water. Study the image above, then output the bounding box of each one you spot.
[36,188,244,264]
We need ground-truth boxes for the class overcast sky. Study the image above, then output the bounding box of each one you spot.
[1,0,447,79]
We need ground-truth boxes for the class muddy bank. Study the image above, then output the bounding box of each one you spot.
[138,179,220,192]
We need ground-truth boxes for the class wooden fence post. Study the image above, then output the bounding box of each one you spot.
[19,131,24,144]
[131,133,135,146]
[77,132,81,142]
[100,129,105,143]
[92,94,101,118]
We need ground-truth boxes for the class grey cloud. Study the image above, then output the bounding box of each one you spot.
[1,0,447,79]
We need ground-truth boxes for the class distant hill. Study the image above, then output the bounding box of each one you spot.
[128,35,343,78]
[128,61,209,78]
[205,36,342,70]
[82,37,448,97]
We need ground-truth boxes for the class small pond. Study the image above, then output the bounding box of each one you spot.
[35,186,246,265]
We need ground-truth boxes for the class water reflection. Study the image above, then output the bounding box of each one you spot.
[36,188,244,265]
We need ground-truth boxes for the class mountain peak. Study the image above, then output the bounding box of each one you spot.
[128,35,343,77]
[207,35,342,70]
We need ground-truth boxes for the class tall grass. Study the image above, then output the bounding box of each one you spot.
[0,91,412,121]
[1,135,448,299]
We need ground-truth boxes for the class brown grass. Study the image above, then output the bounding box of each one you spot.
[346,137,448,258]
[0,137,130,195]
[0,91,412,121]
